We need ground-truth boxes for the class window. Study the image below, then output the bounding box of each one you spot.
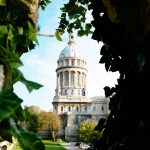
[68,106,71,112]
[77,72,80,86]
[65,90,67,95]
[102,106,104,112]
[76,106,79,112]
[93,106,96,111]
[60,72,63,87]
[71,90,74,95]
[61,107,63,112]
[77,60,80,66]
[66,59,69,66]
[65,71,69,86]
[71,60,74,66]
[85,106,87,112]
[71,71,75,86]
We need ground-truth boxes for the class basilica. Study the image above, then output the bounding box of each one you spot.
[52,34,109,141]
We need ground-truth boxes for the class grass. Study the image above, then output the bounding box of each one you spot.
[12,140,66,150]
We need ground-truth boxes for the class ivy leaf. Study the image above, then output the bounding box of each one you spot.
[28,22,38,45]
[0,0,6,6]
[55,31,62,41]
[9,52,23,68]
[0,90,22,122]
[0,25,7,38]
[12,69,43,93]
[0,46,23,68]
[18,27,23,35]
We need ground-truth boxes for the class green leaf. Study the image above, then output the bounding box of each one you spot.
[28,21,38,45]
[0,0,6,6]
[0,46,23,68]
[55,31,62,41]
[21,80,43,93]
[12,69,43,92]
[0,25,7,38]
[18,27,23,35]
[0,90,22,121]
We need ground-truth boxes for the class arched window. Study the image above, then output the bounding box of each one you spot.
[102,106,104,112]
[93,106,96,111]
[77,72,80,86]
[77,60,80,66]
[71,71,75,86]
[66,59,69,66]
[68,106,71,112]
[85,106,87,112]
[76,106,79,112]
[65,90,67,95]
[61,106,63,112]
[71,90,74,95]
[65,71,69,86]
[60,60,63,66]
[60,72,63,87]
[71,60,74,66]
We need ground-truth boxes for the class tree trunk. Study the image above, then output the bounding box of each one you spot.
[51,130,56,142]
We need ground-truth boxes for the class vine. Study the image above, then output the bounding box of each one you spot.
[0,0,50,149]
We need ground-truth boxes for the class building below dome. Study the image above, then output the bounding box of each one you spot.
[52,34,110,142]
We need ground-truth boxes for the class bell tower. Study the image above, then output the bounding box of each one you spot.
[52,34,88,114]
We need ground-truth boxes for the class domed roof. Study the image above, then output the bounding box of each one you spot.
[59,34,80,59]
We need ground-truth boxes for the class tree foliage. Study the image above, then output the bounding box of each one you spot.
[38,111,60,141]
[21,106,39,133]
[77,120,101,144]
[59,0,150,150]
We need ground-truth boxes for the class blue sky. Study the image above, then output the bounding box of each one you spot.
[14,1,119,111]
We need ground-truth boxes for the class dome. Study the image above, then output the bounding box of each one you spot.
[59,34,80,59]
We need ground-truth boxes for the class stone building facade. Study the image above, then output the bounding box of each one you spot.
[52,34,109,141]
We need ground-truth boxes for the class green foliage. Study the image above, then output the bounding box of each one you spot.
[12,69,43,93]
[38,111,60,141]
[0,0,6,6]
[0,1,44,149]
[77,120,101,143]
[57,0,92,36]
[39,0,51,11]
[0,90,23,122]
[22,106,39,133]
[59,0,150,149]
[55,31,62,41]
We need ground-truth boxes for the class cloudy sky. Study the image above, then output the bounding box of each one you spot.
[14,1,119,111]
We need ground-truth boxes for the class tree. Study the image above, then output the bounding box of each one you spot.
[58,0,150,150]
[38,111,60,141]
[21,106,39,133]
[77,120,101,144]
